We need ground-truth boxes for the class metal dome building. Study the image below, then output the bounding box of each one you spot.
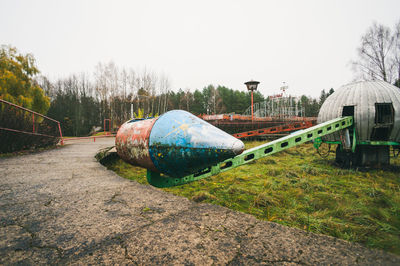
[317,80,400,166]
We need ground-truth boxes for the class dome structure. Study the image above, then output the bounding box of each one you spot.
[318,80,400,143]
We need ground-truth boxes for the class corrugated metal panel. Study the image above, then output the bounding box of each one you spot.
[318,81,400,142]
[387,81,400,140]
[360,82,369,140]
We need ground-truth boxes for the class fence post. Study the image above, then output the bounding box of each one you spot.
[32,114,35,133]
[58,122,64,145]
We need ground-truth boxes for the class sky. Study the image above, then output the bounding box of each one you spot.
[1,0,399,97]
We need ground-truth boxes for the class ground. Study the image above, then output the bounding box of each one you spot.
[105,141,400,255]
[1,138,399,265]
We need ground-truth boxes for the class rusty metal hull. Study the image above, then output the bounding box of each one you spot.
[116,118,159,172]
[115,110,245,177]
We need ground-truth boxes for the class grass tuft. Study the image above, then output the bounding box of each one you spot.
[191,192,217,202]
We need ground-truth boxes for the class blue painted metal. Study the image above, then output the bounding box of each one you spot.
[115,110,245,178]
[148,110,244,177]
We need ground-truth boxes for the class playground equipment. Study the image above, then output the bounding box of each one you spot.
[115,81,400,188]
[116,110,352,187]
[317,81,400,166]
[116,110,245,178]
[243,95,305,118]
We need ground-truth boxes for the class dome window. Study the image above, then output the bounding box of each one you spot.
[371,103,394,141]
[375,103,394,124]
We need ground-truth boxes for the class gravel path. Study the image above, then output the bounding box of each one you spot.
[1,138,399,265]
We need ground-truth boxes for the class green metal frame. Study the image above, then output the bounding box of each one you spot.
[324,141,400,146]
[147,116,354,188]
[357,141,400,145]
[323,140,400,147]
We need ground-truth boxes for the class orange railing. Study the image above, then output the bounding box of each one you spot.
[0,98,64,145]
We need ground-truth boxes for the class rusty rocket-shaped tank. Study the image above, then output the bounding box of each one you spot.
[116,110,245,177]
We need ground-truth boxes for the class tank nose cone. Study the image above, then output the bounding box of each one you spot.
[148,110,246,177]
[232,139,245,155]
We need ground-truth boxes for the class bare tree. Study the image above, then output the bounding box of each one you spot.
[94,62,171,120]
[35,75,55,99]
[159,74,170,114]
[352,21,396,83]
[183,88,192,111]
[393,20,400,85]
[134,68,158,116]
[94,62,109,122]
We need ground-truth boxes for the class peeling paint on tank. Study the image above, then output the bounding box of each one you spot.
[116,110,245,178]
[115,118,158,172]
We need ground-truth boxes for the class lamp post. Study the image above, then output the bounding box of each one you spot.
[245,80,260,122]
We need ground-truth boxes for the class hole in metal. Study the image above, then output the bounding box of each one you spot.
[244,154,255,161]
[264,147,273,154]
[220,161,233,169]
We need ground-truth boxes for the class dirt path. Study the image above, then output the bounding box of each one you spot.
[1,138,399,265]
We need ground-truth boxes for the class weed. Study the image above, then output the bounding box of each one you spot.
[142,207,151,212]
[191,192,217,202]
[262,158,276,164]
[253,192,279,207]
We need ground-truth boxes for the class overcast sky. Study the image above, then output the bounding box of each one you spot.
[1,0,399,97]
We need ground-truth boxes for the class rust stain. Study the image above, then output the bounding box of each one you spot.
[115,118,159,172]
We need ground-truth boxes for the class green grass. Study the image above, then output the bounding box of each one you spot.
[91,131,112,136]
[103,141,400,255]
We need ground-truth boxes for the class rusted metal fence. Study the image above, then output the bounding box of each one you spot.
[62,134,115,143]
[232,120,314,139]
[0,99,63,153]
[61,119,116,143]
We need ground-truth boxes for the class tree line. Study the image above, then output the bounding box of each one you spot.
[37,66,334,136]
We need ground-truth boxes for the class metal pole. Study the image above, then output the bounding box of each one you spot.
[58,122,64,145]
[251,90,254,122]
[32,114,35,133]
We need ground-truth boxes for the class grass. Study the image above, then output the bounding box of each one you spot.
[102,141,400,255]
[91,131,112,136]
